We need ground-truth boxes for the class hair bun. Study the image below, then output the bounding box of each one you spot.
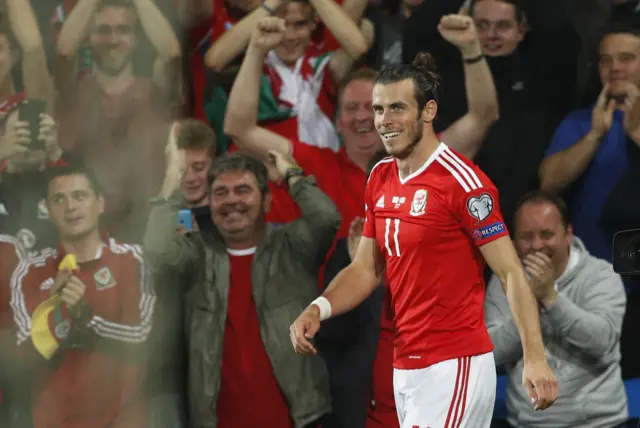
[412,52,442,85]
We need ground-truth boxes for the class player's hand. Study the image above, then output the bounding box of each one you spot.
[290,305,321,355]
[347,217,365,261]
[252,17,286,52]
[50,270,73,296]
[591,83,616,138]
[523,252,557,307]
[438,14,481,58]
[60,276,87,310]
[522,358,558,410]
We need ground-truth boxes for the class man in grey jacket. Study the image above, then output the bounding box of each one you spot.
[485,190,628,428]
[143,137,339,428]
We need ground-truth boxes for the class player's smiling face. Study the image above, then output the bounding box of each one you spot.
[372,79,426,159]
[513,201,573,274]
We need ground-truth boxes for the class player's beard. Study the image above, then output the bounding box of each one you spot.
[391,116,423,160]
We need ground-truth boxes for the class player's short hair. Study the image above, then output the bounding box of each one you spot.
[375,52,441,113]
[176,119,217,160]
[45,159,104,198]
[207,153,270,196]
[514,190,570,230]
[337,68,378,107]
[367,149,389,178]
[469,0,527,25]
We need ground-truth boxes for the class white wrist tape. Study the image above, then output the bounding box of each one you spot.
[311,296,332,321]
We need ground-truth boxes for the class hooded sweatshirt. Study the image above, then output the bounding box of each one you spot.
[485,237,628,428]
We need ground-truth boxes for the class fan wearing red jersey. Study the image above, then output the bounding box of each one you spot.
[9,162,154,428]
[291,47,558,428]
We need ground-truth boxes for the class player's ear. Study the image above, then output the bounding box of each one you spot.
[422,99,437,123]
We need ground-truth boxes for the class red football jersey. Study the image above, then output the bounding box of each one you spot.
[362,143,509,370]
[10,239,154,428]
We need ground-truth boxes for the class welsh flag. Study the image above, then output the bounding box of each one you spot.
[206,49,340,154]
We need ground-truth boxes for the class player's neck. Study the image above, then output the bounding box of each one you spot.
[396,133,440,180]
[60,232,104,263]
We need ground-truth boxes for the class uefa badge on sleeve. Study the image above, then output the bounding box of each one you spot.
[409,189,427,216]
[466,193,494,222]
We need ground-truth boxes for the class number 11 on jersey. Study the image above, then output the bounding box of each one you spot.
[384,218,401,257]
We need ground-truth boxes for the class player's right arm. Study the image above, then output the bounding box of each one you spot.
[290,235,384,355]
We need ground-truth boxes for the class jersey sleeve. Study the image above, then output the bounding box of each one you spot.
[453,170,509,247]
[362,177,377,239]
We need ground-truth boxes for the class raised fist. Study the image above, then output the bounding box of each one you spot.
[438,14,481,57]
[252,17,286,51]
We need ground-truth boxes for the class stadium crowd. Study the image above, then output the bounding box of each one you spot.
[0,0,639,427]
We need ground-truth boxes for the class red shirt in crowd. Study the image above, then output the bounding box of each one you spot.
[11,239,154,428]
[217,249,293,428]
[363,143,508,370]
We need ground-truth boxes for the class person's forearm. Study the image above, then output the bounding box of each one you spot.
[57,0,101,57]
[8,0,53,109]
[310,0,368,58]
[321,262,379,317]
[205,0,284,71]
[339,0,368,24]
[132,0,181,60]
[460,43,499,128]
[504,270,546,362]
[539,130,602,193]
[542,293,624,359]
[223,44,265,137]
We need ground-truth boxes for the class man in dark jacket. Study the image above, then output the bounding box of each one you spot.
[144,139,339,427]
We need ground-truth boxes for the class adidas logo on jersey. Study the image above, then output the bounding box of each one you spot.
[376,195,385,208]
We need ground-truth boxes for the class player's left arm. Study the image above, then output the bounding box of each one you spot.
[480,237,546,362]
[453,171,556,409]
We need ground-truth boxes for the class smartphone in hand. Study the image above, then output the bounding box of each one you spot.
[18,99,46,150]
[178,209,193,231]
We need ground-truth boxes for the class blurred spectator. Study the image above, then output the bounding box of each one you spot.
[55,0,181,243]
[207,0,372,153]
[8,161,155,428]
[0,107,63,251]
[0,0,54,114]
[539,20,640,379]
[176,118,217,208]
[0,235,28,428]
[403,0,579,230]
[485,191,627,428]
[539,21,638,263]
[143,146,339,427]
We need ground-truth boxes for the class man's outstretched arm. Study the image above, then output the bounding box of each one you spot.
[290,235,383,355]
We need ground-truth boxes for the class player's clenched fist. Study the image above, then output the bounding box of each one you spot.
[522,358,558,411]
[289,305,321,355]
[252,17,286,51]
